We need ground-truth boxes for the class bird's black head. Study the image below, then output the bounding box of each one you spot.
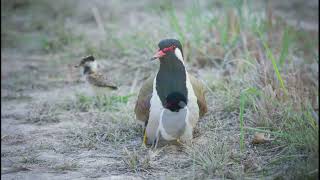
[151,39,183,60]
[79,55,95,66]
[75,55,97,75]
[158,39,182,53]
[165,92,187,112]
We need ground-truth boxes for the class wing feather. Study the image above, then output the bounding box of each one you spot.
[134,76,154,124]
[189,74,208,117]
[87,73,118,89]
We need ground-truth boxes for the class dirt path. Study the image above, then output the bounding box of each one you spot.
[1,84,198,179]
[2,0,318,179]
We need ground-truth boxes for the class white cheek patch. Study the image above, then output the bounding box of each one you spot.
[174,48,184,63]
[89,61,98,71]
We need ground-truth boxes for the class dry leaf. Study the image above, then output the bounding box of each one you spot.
[252,132,272,144]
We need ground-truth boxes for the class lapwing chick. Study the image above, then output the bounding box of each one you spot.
[134,39,207,147]
[75,56,118,96]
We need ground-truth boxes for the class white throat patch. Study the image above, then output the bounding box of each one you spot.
[174,48,184,63]
[89,61,98,71]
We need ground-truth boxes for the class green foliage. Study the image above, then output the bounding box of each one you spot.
[257,30,287,93]
[278,27,291,68]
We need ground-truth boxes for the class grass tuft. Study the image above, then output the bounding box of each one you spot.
[122,147,152,173]
[61,93,133,112]
[26,102,60,125]
[187,135,234,178]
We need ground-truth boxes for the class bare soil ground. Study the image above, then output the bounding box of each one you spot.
[1,0,318,179]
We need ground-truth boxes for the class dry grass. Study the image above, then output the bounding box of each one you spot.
[1,0,318,179]
[26,102,60,124]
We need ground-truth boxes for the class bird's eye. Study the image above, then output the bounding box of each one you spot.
[162,45,176,53]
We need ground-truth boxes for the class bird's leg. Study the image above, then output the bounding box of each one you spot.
[154,136,160,149]
[151,129,161,149]
[142,121,148,146]
[153,134,160,149]
[142,127,147,146]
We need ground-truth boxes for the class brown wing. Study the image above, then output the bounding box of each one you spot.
[87,73,118,89]
[189,74,208,117]
[134,76,154,124]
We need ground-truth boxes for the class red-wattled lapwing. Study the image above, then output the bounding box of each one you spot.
[75,56,118,96]
[134,39,207,147]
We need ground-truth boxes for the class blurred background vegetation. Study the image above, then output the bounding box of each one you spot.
[1,0,318,179]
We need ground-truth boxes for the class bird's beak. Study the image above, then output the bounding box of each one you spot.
[74,63,81,68]
[150,49,166,61]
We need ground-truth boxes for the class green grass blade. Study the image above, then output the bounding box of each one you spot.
[257,30,287,93]
[279,27,290,68]
[244,127,287,137]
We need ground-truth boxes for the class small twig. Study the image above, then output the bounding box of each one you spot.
[1,167,31,175]
[259,144,287,154]
[308,169,319,176]
[93,155,122,159]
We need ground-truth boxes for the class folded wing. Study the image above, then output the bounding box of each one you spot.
[87,73,118,90]
[134,76,154,124]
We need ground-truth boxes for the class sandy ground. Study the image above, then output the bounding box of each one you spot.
[1,0,318,179]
